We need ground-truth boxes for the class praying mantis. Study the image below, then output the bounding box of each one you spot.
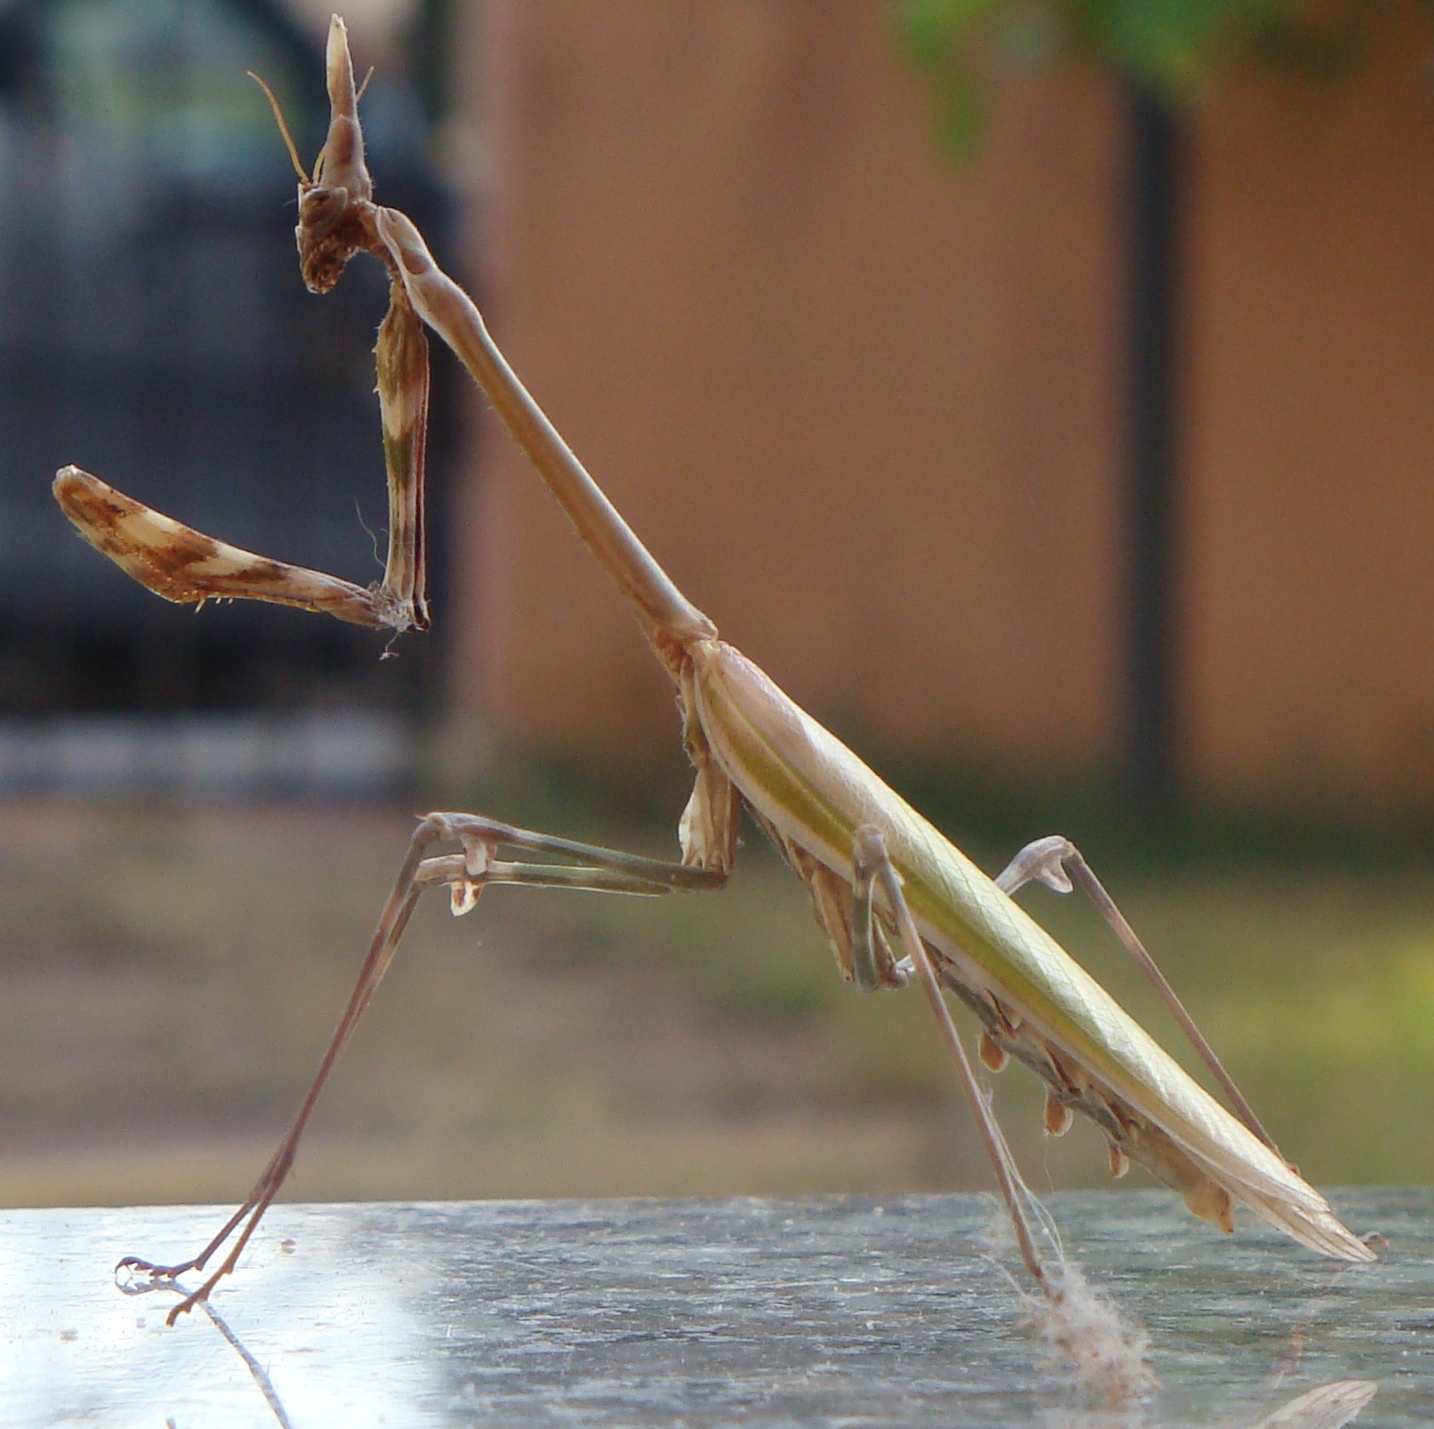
[54,15,1374,1347]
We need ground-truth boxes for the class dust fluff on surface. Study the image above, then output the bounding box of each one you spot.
[977,1195,1156,1410]
[1026,1260,1155,1408]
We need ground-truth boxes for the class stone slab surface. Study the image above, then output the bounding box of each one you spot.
[5,1188,1428,1426]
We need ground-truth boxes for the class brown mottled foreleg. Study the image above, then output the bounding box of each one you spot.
[54,272,431,635]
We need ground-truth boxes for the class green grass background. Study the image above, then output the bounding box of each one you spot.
[4,767,1430,1214]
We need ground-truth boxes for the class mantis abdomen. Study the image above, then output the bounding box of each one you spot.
[690,638,1373,1262]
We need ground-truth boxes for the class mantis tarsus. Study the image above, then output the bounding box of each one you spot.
[54,14,1374,1358]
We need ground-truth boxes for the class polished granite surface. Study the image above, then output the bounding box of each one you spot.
[6,1188,1426,1426]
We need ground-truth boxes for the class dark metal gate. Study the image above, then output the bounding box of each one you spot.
[1,0,455,736]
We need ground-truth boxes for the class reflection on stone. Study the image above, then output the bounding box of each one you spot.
[118,1273,294,1429]
[1251,1378,1378,1428]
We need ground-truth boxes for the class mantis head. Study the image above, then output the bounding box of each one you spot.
[250,15,375,295]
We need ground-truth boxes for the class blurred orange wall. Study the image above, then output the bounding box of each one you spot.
[448,1,1433,810]
[1185,12,1434,807]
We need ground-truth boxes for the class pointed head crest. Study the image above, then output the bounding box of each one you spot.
[250,15,375,294]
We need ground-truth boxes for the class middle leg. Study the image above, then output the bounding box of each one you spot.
[117,809,728,1324]
[851,824,1053,1293]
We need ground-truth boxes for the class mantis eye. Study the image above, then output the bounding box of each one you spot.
[299,185,348,234]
